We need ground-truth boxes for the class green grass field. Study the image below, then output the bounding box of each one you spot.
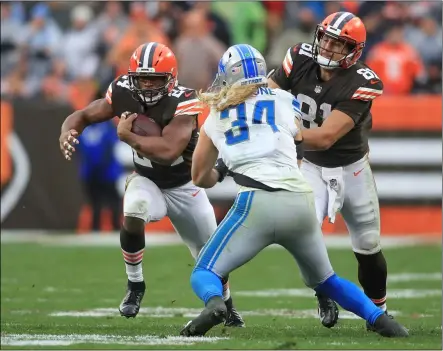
[1,238,441,349]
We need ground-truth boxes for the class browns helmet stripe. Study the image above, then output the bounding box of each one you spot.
[138,44,148,68]
[147,42,159,68]
[142,42,155,68]
[329,12,355,30]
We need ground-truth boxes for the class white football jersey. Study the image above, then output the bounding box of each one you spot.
[203,87,312,193]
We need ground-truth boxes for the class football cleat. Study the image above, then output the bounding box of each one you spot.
[224,297,245,327]
[369,312,409,337]
[316,293,339,328]
[119,280,145,318]
[180,296,227,337]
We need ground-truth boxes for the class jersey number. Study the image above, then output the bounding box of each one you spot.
[116,75,131,90]
[221,101,278,145]
[356,68,379,80]
[297,93,332,129]
[299,43,313,58]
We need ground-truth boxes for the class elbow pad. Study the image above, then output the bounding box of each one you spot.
[295,139,304,160]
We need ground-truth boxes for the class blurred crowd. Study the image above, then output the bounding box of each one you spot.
[1,1,442,108]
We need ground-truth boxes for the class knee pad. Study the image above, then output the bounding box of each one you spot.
[124,196,149,222]
[352,231,381,255]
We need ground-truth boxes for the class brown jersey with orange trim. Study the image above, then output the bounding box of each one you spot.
[106,75,200,188]
[271,42,384,167]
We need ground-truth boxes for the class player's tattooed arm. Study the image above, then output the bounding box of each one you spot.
[122,114,195,166]
[59,98,114,160]
[302,110,355,150]
[191,127,220,188]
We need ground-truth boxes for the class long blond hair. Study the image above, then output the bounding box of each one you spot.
[197,84,264,112]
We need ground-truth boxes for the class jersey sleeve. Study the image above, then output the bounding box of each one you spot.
[335,78,384,124]
[270,44,301,90]
[173,89,203,117]
[291,96,302,122]
[104,75,130,116]
[105,80,115,105]
[275,89,302,137]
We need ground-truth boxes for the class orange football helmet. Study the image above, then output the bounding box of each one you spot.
[128,42,178,104]
[312,11,366,69]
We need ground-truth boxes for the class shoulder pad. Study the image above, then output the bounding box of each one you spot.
[348,64,384,102]
[170,86,201,117]
[282,42,313,77]
[106,75,131,105]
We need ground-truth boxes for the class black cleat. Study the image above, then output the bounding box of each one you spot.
[316,293,339,328]
[119,280,145,318]
[369,312,409,337]
[180,297,227,337]
[224,297,245,327]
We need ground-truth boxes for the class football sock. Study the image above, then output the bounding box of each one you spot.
[220,276,231,302]
[191,268,223,305]
[315,273,384,325]
[120,227,145,283]
[354,251,388,312]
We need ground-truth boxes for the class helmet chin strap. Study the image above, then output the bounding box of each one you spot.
[316,52,355,69]
[317,54,341,69]
[140,92,162,106]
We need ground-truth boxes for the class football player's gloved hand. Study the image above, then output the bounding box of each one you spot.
[214,158,229,183]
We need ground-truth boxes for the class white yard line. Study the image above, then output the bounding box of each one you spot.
[1,231,439,248]
[47,307,421,320]
[0,333,228,347]
[388,272,441,283]
[235,288,441,299]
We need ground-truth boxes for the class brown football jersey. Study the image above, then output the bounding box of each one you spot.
[106,75,200,188]
[271,42,384,167]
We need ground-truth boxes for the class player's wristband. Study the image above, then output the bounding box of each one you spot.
[295,138,304,160]
[214,158,229,182]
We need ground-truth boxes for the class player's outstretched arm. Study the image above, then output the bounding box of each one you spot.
[191,127,220,189]
[302,110,355,150]
[59,98,114,161]
[118,114,194,166]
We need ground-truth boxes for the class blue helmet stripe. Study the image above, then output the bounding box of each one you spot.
[243,44,258,77]
[234,45,249,79]
[239,44,256,78]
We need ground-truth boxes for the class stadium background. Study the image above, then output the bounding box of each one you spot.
[1,0,441,237]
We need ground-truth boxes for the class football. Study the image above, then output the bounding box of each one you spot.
[131,113,162,137]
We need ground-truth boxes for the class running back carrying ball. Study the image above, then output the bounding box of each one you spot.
[131,113,162,137]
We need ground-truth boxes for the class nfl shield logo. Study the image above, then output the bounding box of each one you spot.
[314,85,322,93]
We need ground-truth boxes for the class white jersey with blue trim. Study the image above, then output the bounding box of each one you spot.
[203,87,313,193]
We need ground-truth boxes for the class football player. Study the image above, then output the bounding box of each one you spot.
[59,42,244,327]
[268,12,389,330]
[180,44,407,338]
